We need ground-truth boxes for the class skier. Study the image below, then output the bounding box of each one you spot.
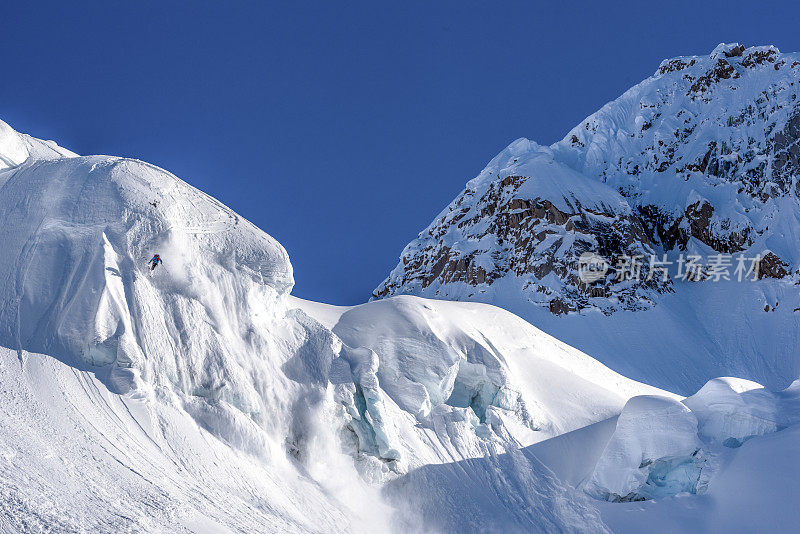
[148,254,163,271]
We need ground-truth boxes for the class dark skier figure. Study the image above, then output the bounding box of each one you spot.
[148,254,163,271]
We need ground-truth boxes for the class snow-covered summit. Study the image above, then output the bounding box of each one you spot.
[378,42,800,311]
[375,43,800,393]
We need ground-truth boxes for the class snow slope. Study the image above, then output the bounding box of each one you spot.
[0,117,671,532]
[0,346,383,533]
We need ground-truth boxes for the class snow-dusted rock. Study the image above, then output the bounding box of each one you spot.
[378,43,800,314]
[375,44,800,395]
[374,142,670,315]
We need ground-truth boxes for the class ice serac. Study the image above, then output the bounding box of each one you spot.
[375,44,800,393]
[583,395,705,502]
[331,296,671,445]
[683,377,800,446]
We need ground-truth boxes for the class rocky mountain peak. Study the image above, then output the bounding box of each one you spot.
[376,44,800,315]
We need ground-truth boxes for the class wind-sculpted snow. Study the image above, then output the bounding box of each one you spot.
[0,143,295,410]
[0,120,28,170]
[0,118,667,531]
[584,395,706,502]
[0,119,76,172]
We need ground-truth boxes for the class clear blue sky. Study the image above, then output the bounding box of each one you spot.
[2,1,798,303]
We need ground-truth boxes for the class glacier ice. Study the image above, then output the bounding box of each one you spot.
[584,395,705,501]
[684,377,800,446]
[684,377,779,446]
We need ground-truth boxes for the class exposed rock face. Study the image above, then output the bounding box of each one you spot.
[757,252,790,279]
[638,201,753,254]
[375,144,671,314]
[377,43,800,314]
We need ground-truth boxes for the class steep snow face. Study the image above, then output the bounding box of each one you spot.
[0,120,28,170]
[0,118,76,172]
[375,44,800,392]
[0,119,665,531]
[0,142,297,416]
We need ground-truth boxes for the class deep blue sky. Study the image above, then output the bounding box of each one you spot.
[2,1,799,303]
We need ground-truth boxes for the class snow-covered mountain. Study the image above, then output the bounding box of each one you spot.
[376,43,800,394]
[3,43,800,532]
